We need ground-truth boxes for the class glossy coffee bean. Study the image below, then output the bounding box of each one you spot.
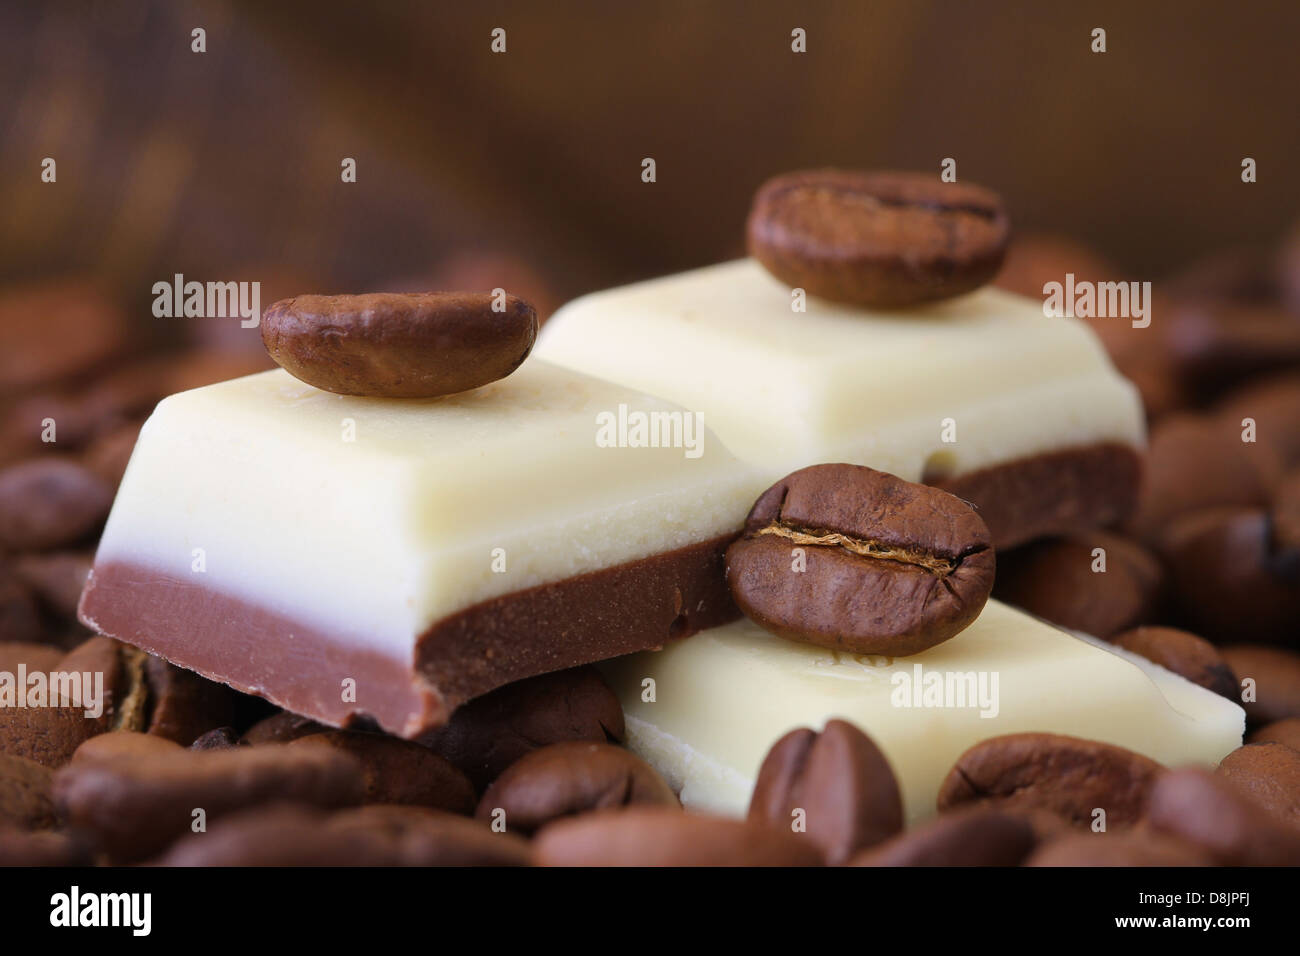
[1109,626,1238,699]
[747,169,1009,308]
[262,292,537,398]
[476,742,677,834]
[726,464,993,655]
[748,720,903,864]
[936,733,1163,828]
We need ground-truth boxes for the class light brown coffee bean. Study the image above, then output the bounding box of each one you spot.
[419,666,624,792]
[1220,645,1300,726]
[1247,717,1300,750]
[747,169,1009,308]
[994,531,1163,638]
[1216,742,1300,825]
[289,730,475,814]
[53,743,365,863]
[0,753,56,830]
[726,464,993,655]
[262,292,538,398]
[848,806,1034,867]
[1025,827,1213,867]
[0,459,113,551]
[1110,626,1238,699]
[1146,768,1300,866]
[748,719,902,864]
[476,741,677,834]
[936,733,1164,828]
[534,807,823,867]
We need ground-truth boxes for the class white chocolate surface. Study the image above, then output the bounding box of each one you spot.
[537,259,1146,478]
[601,601,1244,822]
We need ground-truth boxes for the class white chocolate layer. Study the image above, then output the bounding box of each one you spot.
[92,362,764,657]
[601,602,1244,822]
[537,259,1145,478]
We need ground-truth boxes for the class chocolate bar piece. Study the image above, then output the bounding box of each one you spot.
[537,259,1146,547]
[601,600,1244,822]
[79,362,764,736]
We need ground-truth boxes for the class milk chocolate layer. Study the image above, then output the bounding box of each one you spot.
[78,533,739,738]
[930,442,1141,549]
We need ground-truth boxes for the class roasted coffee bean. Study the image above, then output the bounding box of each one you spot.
[142,657,241,746]
[992,531,1162,638]
[0,753,56,829]
[1165,300,1300,398]
[53,743,365,863]
[0,282,125,395]
[289,731,475,813]
[848,806,1033,867]
[747,169,1009,308]
[156,803,532,867]
[0,637,140,767]
[1248,717,1300,750]
[1110,626,1238,700]
[1025,827,1213,867]
[1146,768,1300,866]
[12,551,92,620]
[1160,508,1299,646]
[936,733,1164,828]
[261,292,538,398]
[1216,742,1300,825]
[0,827,89,866]
[71,730,182,764]
[1221,645,1300,726]
[534,807,823,867]
[726,464,993,655]
[477,742,677,834]
[420,666,624,792]
[748,719,902,864]
[0,564,42,643]
[190,727,241,750]
[1215,374,1300,473]
[1129,414,1275,541]
[0,640,63,674]
[0,459,113,551]
[241,710,328,745]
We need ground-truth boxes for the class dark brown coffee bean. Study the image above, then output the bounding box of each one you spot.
[1221,645,1300,726]
[190,727,241,751]
[53,743,364,863]
[936,733,1164,828]
[726,464,993,655]
[71,730,182,765]
[1129,414,1275,541]
[534,807,823,867]
[1248,717,1300,750]
[1216,742,1300,825]
[419,666,624,792]
[289,730,475,814]
[155,803,532,866]
[142,656,241,746]
[477,741,677,835]
[1146,768,1300,866]
[1109,626,1238,700]
[240,710,328,745]
[12,551,92,620]
[1215,374,1300,473]
[1025,827,1213,867]
[0,640,63,675]
[0,753,55,829]
[1160,508,1299,646]
[0,565,42,643]
[747,169,1009,308]
[748,719,902,864]
[0,283,126,395]
[993,531,1162,638]
[0,637,138,767]
[1166,300,1300,398]
[261,292,538,398]
[0,459,113,551]
[0,827,90,866]
[848,806,1033,867]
